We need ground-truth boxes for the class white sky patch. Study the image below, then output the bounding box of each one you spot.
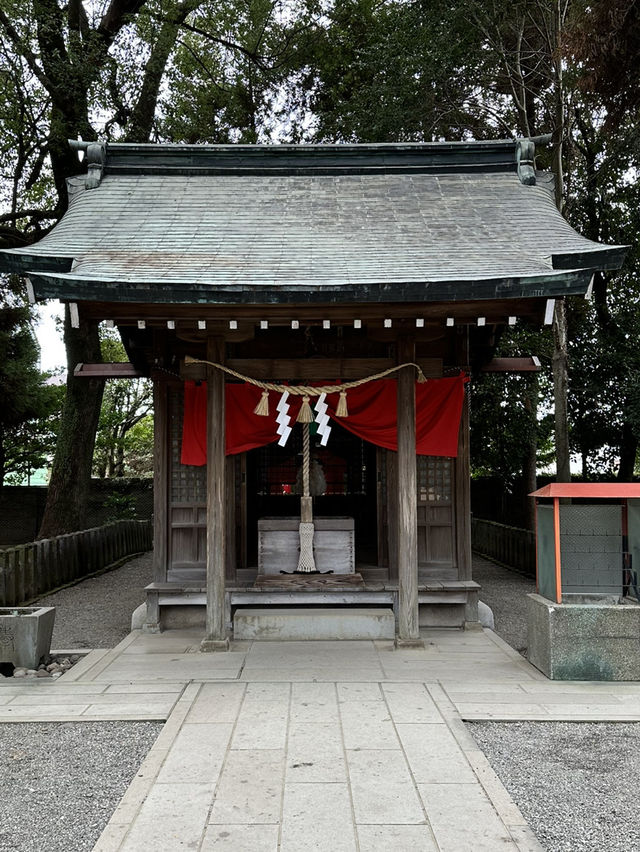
[35,302,66,373]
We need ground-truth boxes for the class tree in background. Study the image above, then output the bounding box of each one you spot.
[0,279,61,486]
[93,333,153,479]
[0,0,638,536]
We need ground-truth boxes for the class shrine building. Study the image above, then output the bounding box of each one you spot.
[0,139,625,647]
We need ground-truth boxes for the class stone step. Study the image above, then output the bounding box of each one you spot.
[233,607,395,641]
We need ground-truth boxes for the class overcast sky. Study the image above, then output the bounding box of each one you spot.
[35,303,66,373]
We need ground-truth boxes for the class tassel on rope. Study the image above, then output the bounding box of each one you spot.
[253,389,270,416]
[336,390,349,417]
[297,395,314,423]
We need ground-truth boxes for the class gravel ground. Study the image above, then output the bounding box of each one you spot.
[470,556,640,852]
[1,553,158,852]
[469,721,640,852]
[34,551,153,649]
[472,554,536,654]
[0,721,161,852]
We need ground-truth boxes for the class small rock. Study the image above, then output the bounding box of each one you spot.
[47,663,62,672]
[13,668,27,678]
[36,669,51,678]
[70,655,80,663]
[60,658,72,669]
[51,671,62,679]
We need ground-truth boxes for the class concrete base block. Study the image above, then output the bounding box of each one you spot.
[234,607,395,640]
[395,637,426,649]
[0,607,55,669]
[527,593,640,681]
[200,637,230,652]
[161,605,206,630]
[419,603,465,628]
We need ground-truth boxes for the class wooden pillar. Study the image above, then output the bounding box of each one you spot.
[201,337,229,651]
[454,390,472,580]
[396,335,423,647]
[152,379,168,585]
[144,379,168,633]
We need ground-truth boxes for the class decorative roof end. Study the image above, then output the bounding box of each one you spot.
[69,139,106,189]
[516,139,536,186]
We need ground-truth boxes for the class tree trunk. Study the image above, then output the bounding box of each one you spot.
[550,0,572,484]
[552,298,571,483]
[37,307,104,537]
[522,374,538,529]
[618,420,638,481]
[0,425,5,488]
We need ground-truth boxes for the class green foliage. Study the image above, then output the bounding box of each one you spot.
[102,492,138,521]
[0,278,63,485]
[0,0,638,493]
[305,0,490,142]
[470,324,555,486]
[93,330,153,479]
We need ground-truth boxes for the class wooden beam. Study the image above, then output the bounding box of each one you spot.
[77,296,553,326]
[74,362,146,378]
[201,336,229,651]
[481,356,541,373]
[223,357,443,381]
[396,334,422,646]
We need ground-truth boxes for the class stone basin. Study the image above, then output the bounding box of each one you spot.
[0,607,56,670]
[527,593,640,681]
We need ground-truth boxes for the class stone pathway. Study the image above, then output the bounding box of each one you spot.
[5,624,640,851]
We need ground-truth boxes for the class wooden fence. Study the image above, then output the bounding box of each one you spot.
[471,517,536,577]
[0,520,152,607]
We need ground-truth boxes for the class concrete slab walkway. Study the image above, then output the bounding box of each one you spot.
[4,627,640,850]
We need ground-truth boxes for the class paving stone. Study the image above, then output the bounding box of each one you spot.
[156,722,233,783]
[381,682,443,723]
[209,749,284,824]
[201,824,280,851]
[286,721,347,782]
[340,699,400,750]
[281,782,357,851]
[356,824,439,851]
[347,749,426,825]
[121,782,214,851]
[418,782,518,851]
[290,681,339,724]
[396,722,477,784]
[337,682,383,702]
[187,682,246,723]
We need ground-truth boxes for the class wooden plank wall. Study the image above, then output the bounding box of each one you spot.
[0,520,152,607]
[471,518,536,577]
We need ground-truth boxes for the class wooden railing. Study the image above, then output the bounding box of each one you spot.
[471,517,536,577]
[0,520,152,607]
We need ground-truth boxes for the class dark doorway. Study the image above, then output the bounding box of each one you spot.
[245,423,378,567]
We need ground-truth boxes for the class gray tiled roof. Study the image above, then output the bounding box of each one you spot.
[0,166,624,305]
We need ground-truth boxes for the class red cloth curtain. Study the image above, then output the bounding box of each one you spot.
[180,374,467,465]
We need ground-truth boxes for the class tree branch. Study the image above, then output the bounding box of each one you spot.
[0,9,53,93]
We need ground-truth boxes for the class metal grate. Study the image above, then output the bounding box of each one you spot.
[169,387,206,504]
[418,457,452,504]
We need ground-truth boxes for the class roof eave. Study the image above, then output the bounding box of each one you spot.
[25,269,594,306]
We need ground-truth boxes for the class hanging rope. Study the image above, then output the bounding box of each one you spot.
[184,356,428,420]
[296,423,317,573]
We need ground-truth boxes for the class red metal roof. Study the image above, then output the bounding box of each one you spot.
[530,483,640,498]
